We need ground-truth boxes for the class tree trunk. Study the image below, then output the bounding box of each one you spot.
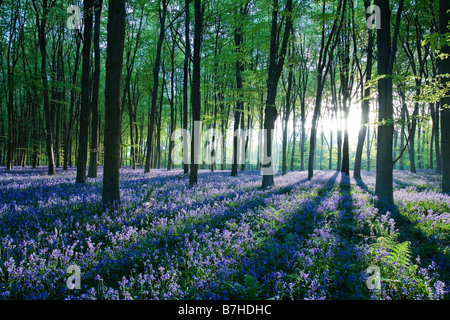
[77,0,94,183]
[282,46,293,175]
[64,32,81,171]
[354,0,374,179]
[168,34,176,171]
[432,103,442,173]
[145,0,168,173]
[375,0,403,207]
[439,0,450,193]
[34,0,55,176]
[399,102,405,170]
[183,0,190,175]
[232,4,248,176]
[309,1,346,180]
[102,0,126,206]
[290,83,297,171]
[88,0,103,178]
[262,0,293,188]
[189,0,204,186]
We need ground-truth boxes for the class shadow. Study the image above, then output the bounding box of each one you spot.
[245,170,372,299]
[81,170,326,293]
[392,206,450,298]
[354,177,372,195]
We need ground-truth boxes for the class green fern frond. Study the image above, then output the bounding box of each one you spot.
[385,241,412,267]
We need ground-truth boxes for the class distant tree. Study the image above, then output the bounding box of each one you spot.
[32,0,56,176]
[145,0,169,173]
[354,0,375,179]
[308,0,346,180]
[231,1,249,177]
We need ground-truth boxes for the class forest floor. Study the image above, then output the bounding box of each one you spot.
[0,167,448,300]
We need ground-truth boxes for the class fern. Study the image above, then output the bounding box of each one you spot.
[369,235,413,268]
[369,234,398,254]
[225,275,263,300]
[385,241,412,268]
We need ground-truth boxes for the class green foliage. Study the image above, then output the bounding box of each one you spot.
[385,240,413,267]
[225,275,264,300]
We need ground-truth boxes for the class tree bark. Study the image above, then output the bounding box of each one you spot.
[231,3,249,177]
[189,0,204,186]
[282,45,294,175]
[262,0,293,188]
[77,0,94,183]
[64,32,81,171]
[102,0,126,206]
[354,0,374,179]
[375,0,403,207]
[182,0,190,175]
[168,33,176,171]
[33,0,55,176]
[308,0,346,180]
[88,0,103,178]
[439,0,450,193]
[145,0,168,173]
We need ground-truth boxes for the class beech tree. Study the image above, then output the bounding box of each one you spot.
[76,0,93,184]
[102,0,126,206]
[189,0,204,186]
[440,0,450,193]
[374,0,404,207]
[261,0,293,189]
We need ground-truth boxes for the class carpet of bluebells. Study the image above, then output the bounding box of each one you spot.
[0,166,448,300]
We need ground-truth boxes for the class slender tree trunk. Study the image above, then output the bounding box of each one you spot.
[6,55,15,171]
[182,0,190,175]
[367,124,371,171]
[34,0,55,176]
[329,127,333,170]
[432,103,441,173]
[145,0,168,173]
[354,0,374,179]
[232,4,248,176]
[290,85,297,171]
[77,0,94,183]
[300,99,306,171]
[309,1,346,180]
[399,102,405,170]
[282,46,293,175]
[189,0,204,186]
[64,33,81,171]
[262,0,293,188]
[156,69,165,169]
[6,6,19,171]
[168,35,176,171]
[88,0,103,178]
